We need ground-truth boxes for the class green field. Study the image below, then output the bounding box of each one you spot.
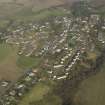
[35,94,62,105]
[18,83,50,105]
[17,55,42,69]
[73,65,105,105]
[18,82,62,105]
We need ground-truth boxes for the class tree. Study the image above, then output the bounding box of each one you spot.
[71,1,91,17]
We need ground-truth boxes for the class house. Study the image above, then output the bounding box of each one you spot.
[54,65,63,68]
[57,75,67,80]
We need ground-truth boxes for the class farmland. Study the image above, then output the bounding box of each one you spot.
[18,82,62,105]
[73,65,105,105]
[18,83,50,105]
[0,43,21,81]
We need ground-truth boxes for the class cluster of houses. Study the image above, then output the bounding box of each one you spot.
[0,69,39,105]
[41,13,105,81]
[1,16,71,57]
[1,6,105,104]
[2,12,104,58]
[47,48,84,81]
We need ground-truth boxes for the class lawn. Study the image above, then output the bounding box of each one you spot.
[73,65,105,105]
[18,83,50,105]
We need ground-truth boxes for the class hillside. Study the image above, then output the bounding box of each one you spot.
[0,0,63,18]
[0,0,81,17]
[90,0,105,7]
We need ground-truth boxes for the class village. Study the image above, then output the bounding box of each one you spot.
[0,3,105,104]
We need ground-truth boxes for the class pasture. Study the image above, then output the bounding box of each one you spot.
[0,43,21,81]
[73,65,105,105]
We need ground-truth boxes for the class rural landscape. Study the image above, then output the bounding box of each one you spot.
[0,0,105,105]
